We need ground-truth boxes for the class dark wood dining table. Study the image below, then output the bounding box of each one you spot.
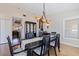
[21,34,59,50]
[21,37,43,50]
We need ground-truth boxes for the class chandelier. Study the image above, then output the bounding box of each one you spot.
[35,3,49,26]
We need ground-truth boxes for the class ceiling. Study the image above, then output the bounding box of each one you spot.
[0,3,79,16]
[11,3,79,16]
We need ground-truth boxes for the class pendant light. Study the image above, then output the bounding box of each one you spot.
[42,3,49,26]
[35,3,50,26]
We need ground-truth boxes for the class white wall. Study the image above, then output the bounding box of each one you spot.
[0,18,12,44]
[0,18,6,44]
[52,9,79,48]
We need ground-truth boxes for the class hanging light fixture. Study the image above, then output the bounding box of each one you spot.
[35,3,49,25]
[42,3,49,26]
[35,3,50,27]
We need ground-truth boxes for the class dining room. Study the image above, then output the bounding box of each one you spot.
[0,3,79,56]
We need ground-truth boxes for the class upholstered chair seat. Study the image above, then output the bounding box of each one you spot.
[13,48,23,53]
[14,51,27,56]
[33,47,42,55]
[12,38,20,46]
[50,41,55,47]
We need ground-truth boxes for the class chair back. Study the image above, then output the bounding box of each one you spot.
[50,32,56,38]
[51,32,56,35]
[12,38,21,47]
[56,34,60,47]
[25,45,33,56]
[7,36,13,56]
[42,35,50,55]
[7,36,22,56]
[56,34,60,40]
[53,34,60,47]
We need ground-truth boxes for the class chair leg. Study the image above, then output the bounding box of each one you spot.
[58,36,60,52]
[27,48,33,56]
[48,50,50,56]
[58,47,60,52]
[58,42,60,52]
[20,43,21,48]
[20,45,21,48]
[54,48,57,56]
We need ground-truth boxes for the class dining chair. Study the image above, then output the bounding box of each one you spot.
[39,31,43,37]
[50,33,60,56]
[7,36,32,56]
[56,34,60,52]
[50,32,56,41]
[51,32,56,35]
[33,35,50,56]
[12,37,21,48]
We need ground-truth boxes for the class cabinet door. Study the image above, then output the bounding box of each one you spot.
[26,23,30,33]
[34,24,36,33]
[25,22,37,38]
[31,24,33,32]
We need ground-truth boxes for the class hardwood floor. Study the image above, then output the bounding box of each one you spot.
[0,44,10,56]
[49,44,79,56]
[0,43,79,56]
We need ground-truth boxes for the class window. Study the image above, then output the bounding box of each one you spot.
[64,18,79,39]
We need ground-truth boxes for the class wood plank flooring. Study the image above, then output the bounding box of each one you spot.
[49,44,79,56]
[0,43,79,56]
[0,44,10,56]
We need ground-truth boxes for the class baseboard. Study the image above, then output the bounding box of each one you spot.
[61,40,79,48]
